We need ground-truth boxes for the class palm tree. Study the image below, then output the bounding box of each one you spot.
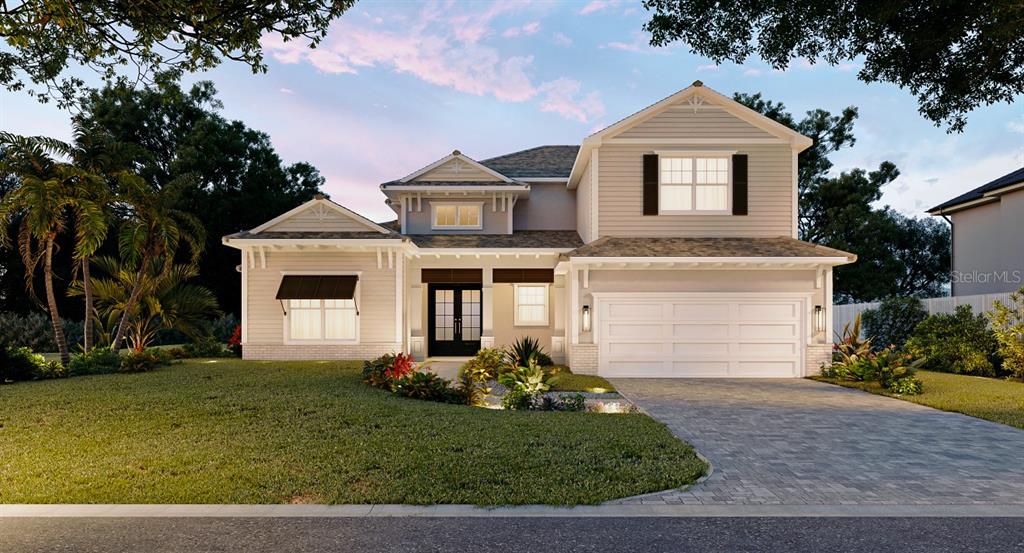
[109,175,205,352]
[0,133,107,365]
[72,256,220,351]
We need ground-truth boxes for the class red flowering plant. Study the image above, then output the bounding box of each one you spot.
[385,352,417,381]
[227,325,242,357]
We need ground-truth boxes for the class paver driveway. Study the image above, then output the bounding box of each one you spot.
[612,378,1024,505]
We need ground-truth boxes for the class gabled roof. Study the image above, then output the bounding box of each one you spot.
[380,180,528,188]
[480,145,580,179]
[408,230,582,250]
[395,150,514,183]
[928,166,1024,214]
[244,196,393,235]
[567,81,815,188]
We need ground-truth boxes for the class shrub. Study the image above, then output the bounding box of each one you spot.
[385,352,417,381]
[456,371,488,406]
[120,349,167,373]
[0,344,46,382]
[506,336,553,367]
[227,325,242,357]
[889,376,924,395]
[34,359,67,380]
[394,371,459,403]
[183,336,229,358]
[501,388,534,411]
[362,353,396,390]
[534,393,588,412]
[460,348,506,382]
[861,297,928,350]
[561,393,587,412]
[989,288,1024,379]
[212,314,240,342]
[68,347,122,376]
[498,362,550,396]
[831,313,873,367]
[905,305,1001,376]
[0,311,83,352]
[824,345,924,395]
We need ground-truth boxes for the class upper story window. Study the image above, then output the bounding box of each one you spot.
[432,203,483,230]
[659,156,730,213]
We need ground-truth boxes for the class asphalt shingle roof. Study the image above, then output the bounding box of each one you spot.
[224,230,403,240]
[480,145,580,179]
[566,236,855,260]
[408,230,583,249]
[379,180,527,187]
[929,167,1024,213]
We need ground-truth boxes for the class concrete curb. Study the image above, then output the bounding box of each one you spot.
[3,504,1024,518]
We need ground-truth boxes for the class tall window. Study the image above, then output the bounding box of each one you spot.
[659,156,729,212]
[433,203,482,229]
[514,284,548,326]
[289,299,357,341]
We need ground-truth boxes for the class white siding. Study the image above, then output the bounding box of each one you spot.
[417,158,501,181]
[263,207,376,233]
[576,159,593,242]
[615,105,776,140]
[246,251,397,345]
[596,142,794,237]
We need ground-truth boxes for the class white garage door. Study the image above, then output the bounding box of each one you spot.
[597,294,807,378]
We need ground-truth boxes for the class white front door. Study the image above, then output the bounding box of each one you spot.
[597,294,807,378]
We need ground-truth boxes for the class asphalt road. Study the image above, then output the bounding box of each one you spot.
[3,517,1024,552]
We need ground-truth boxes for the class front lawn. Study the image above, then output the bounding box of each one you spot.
[0,359,703,505]
[815,370,1024,430]
[549,373,616,393]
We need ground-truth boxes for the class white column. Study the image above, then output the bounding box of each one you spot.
[825,267,834,344]
[481,267,495,348]
[569,266,579,345]
[240,248,248,345]
[408,265,424,357]
[394,251,404,346]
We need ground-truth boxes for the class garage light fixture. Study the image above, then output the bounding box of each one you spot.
[582,305,591,332]
[814,305,825,334]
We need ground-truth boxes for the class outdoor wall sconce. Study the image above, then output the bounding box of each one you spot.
[582,305,591,332]
[814,305,825,334]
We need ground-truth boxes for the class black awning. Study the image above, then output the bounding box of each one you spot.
[276,275,358,300]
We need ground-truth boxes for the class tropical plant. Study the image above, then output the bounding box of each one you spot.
[0,132,108,365]
[505,336,553,368]
[362,353,396,390]
[109,175,205,352]
[183,336,229,358]
[67,347,122,376]
[0,344,45,382]
[227,325,242,357]
[498,361,550,397]
[905,305,1001,376]
[861,297,928,351]
[385,352,417,381]
[501,389,534,411]
[394,371,458,403]
[832,313,873,366]
[989,288,1024,379]
[0,311,83,352]
[73,256,220,352]
[822,345,924,396]
[119,349,169,373]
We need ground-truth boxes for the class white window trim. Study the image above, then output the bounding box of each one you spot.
[657,152,733,215]
[513,283,550,327]
[430,202,484,230]
[281,271,361,345]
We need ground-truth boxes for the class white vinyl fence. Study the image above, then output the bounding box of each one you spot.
[833,292,1014,339]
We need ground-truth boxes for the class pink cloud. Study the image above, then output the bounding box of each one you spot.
[553,32,573,46]
[502,21,541,38]
[601,41,642,52]
[580,0,619,15]
[538,78,605,123]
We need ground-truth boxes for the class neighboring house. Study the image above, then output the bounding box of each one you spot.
[223,82,855,378]
[928,167,1024,296]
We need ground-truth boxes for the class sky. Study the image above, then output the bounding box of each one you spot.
[3,0,1023,223]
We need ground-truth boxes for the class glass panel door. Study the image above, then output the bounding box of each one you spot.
[428,285,482,357]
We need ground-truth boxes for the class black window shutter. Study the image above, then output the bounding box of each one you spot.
[642,154,659,215]
[732,154,748,216]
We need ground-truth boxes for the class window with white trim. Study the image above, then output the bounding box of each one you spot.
[288,299,358,341]
[514,284,549,326]
[433,203,482,229]
[660,157,729,212]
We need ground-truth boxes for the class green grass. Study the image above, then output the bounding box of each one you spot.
[814,370,1024,430]
[0,359,703,505]
[549,373,617,393]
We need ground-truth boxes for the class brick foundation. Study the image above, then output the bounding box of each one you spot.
[243,343,404,361]
[568,343,598,375]
[805,343,833,376]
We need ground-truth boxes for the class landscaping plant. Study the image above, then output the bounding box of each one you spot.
[227,325,243,357]
[183,336,230,358]
[385,352,417,381]
[362,353,396,390]
[861,296,928,350]
[394,371,460,403]
[0,344,45,383]
[825,314,924,395]
[119,349,170,373]
[832,313,873,366]
[905,305,1001,376]
[506,336,553,368]
[455,348,506,406]
[989,288,1024,379]
[67,347,122,376]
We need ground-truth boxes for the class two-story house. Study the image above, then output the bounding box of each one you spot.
[928,167,1024,296]
[223,82,855,378]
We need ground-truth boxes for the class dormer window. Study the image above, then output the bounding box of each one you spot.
[659,156,730,213]
[432,203,483,230]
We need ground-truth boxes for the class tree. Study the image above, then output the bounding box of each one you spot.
[74,80,324,316]
[644,1,1024,131]
[733,93,950,302]
[73,256,220,352]
[110,176,205,352]
[0,134,107,365]
[0,1,356,107]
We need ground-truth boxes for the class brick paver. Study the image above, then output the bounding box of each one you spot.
[612,378,1024,505]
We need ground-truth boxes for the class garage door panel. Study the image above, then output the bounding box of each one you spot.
[738,303,799,320]
[673,323,730,339]
[671,303,730,320]
[605,303,663,318]
[598,295,805,378]
[737,323,798,340]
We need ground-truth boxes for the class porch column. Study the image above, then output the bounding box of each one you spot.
[551,274,566,362]
[481,268,495,349]
[408,266,424,358]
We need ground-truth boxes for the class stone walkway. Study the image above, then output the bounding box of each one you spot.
[611,378,1024,505]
